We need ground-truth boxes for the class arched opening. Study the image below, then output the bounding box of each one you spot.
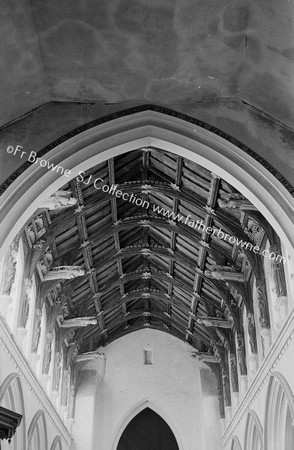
[265,372,294,450]
[0,107,294,450]
[244,410,263,450]
[27,410,48,450]
[117,407,179,450]
[0,108,293,256]
[0,374,26,450]
[231,436,242,450]
[50,436,62,450]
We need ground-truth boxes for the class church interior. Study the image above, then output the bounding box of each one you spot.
[0,1,294,449]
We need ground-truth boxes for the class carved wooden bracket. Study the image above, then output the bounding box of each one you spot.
[0,406,22,443]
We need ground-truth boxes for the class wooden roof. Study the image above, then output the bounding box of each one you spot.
[27,147,269,355]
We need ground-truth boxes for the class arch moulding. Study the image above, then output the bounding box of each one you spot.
[0,373,26,449]
[264,371,294,449]
[244,409,263,450]
[0,108,294,259]
[111,398,184,450]
[231,435,242,450]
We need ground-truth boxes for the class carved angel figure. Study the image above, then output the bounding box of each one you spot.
[196,316,232,329]
[42,190,77,210]
[218,193,257,210]
[59,316,97,328]
[205,266,246,282]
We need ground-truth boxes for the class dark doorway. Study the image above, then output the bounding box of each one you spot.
[117,407,179,450]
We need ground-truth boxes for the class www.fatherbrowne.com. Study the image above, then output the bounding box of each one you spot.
[152,204,285,264]
[77,173,286,265]
[5,145,286,264]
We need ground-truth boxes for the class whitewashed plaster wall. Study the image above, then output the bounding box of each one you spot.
[0,315,72,450]
[75,329,223,450]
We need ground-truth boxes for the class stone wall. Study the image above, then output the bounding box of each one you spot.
[72,329,223,450]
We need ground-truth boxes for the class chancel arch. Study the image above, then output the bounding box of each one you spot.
[0,108,293,255]
[0,107,294,450]
[264,372,294,450]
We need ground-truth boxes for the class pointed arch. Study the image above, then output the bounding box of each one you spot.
[0,373,26,450]
[244,409,263,450]
[50,436,62,450]
[231,435,242,450]
[27,409,48,450]
[0,107,293,260]
[112,398,184,450]
[264,372,294,450]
